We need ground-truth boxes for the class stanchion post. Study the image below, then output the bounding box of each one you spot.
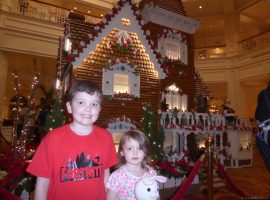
[207,136,213,200]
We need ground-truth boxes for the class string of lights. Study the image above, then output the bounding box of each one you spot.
[13,71,40,158]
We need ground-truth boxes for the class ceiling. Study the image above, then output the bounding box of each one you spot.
[37,0,270,43]
[183,0,270,41]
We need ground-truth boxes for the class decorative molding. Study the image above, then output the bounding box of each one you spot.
[140,4,199,34]
[0,12,63,57]
[105,115,137,130]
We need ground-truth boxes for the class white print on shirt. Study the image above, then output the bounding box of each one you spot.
[60,152,103,182]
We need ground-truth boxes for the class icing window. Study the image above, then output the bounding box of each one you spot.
[114,74,129,93]
[165,41,180,60]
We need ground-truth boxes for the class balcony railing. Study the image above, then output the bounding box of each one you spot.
[8,0,101,24]
[239,31,270,54]
[194,46,226,60]
[195,31,270,59]
[160,111,253,130]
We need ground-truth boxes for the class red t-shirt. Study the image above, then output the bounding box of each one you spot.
[27,124,118,200]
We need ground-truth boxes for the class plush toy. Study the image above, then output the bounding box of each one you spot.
[135,175,167,200]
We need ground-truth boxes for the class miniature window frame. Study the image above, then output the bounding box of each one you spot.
[165,39,181,60]
[102,62,140,98]
[239,132,252,150]
[158,32,188,65]
[162,84,188,111]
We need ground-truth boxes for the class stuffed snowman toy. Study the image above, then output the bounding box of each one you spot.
[134,175,167,200]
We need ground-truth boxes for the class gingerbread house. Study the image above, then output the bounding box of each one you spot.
[56,0,202,124]
[56,0,253,170]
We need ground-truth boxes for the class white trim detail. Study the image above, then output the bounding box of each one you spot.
[140,4,200,34]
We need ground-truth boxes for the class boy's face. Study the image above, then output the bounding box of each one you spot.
[66,91,101,127]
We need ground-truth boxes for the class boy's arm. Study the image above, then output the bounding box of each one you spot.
[34,177,50,200]
[104,168,110,184]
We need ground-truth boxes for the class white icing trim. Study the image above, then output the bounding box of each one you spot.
[140,4,200,34]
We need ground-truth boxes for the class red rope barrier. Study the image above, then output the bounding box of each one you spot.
[171,154,205,200]
[0,187,20,200]
[216,160,248,198]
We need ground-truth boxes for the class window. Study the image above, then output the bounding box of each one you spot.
[165,41,180,60]
[102,61,140,98]
[158,30,188,65]
[64,36,72,52]
[163,84,188,111]
[112,132,123,152]
[180,94,188,112]
[166,93,179,109]
[240,132,251,149]
[114,74,129,93]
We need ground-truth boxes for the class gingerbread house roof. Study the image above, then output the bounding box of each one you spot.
[65,0,167,79]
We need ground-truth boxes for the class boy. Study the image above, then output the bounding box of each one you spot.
[27,80,118,200]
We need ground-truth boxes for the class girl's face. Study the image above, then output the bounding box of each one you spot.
[66,91,101,128]
[121,138,145,166]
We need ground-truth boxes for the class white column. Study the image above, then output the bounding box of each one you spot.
[223,0,240,57]
[222,0,242,115]
[0,52,8,120]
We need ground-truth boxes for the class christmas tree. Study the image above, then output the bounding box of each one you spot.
[44,99,65,133]
[142,104,165,160]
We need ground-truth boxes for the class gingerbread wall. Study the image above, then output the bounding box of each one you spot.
[70,28,162,127]
[145,22,196,110]
[59,0,197,127]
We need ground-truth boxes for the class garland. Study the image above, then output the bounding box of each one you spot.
[157,28,187,43]
[111,92,136,100]
[107,35,133,54]
[159,56,187,68]
[105,58,139,72]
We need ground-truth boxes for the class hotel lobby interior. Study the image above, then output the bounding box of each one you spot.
[0,0,270,199]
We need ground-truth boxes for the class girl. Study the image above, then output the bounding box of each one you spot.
[106,130,156,200]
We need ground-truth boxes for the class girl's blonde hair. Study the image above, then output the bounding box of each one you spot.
[118,130,151,169]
